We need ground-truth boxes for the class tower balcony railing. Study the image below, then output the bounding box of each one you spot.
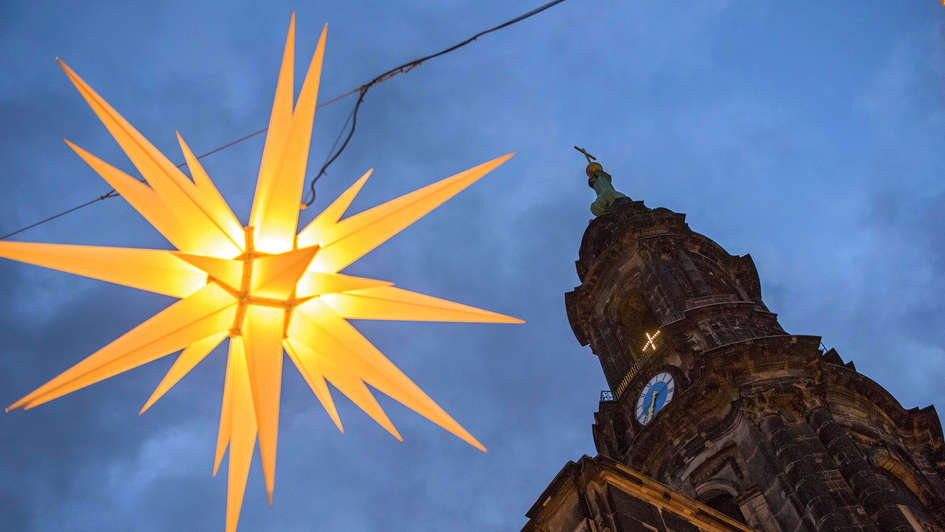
[601,352,653,402]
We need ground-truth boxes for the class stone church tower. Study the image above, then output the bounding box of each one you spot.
[522,155,945,531]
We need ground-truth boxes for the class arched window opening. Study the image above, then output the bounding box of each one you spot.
[614,291,661,363]
[879,467,927,510]
[872,448,929,506]
[702,492,747,525]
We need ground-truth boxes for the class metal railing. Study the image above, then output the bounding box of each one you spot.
[616,353,651,398]
[600,352,653,403]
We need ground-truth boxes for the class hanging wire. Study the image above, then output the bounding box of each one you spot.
[316,105,357,182]
[0,191,119,240]
[0,0,568,240]
[303,0,568,206]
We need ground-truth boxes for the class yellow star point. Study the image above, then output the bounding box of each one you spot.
[2,18,520,532]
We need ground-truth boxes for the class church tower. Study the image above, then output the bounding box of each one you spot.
[523,153,945,531]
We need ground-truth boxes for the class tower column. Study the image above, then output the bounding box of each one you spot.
[809,408,924,531]
[758,414,874,530]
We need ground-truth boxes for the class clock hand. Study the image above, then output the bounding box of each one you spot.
[647,390,660,419]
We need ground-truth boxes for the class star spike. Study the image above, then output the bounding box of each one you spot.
[58,59,242,258]
[297,168,372,247]
[320,285,525,323]
[310,153,514,273]
[241,305,285,507]
[0,241,206,298]
[224,336,258,532]
[65,140,191,251]
[287,337,403,441]
[294,271,392,299]
[140,332,227,415]
[177,132,245,248]
[289,299,485,451]
[213,339,236,477]
[284,340,343,432]
[252,24,327,253]
[250,14,296,235]
[7,284,236,411]
[9,300,233,413]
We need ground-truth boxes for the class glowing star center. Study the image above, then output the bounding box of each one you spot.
[173,229,323,336]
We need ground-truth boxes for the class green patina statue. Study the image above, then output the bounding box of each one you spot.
[575,146,626,217]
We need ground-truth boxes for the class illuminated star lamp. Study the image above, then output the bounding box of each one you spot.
[0,16,521,532]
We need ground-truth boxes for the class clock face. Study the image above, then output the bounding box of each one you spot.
[635,372,675,425]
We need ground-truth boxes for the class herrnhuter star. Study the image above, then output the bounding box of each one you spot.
[0,16,521,532]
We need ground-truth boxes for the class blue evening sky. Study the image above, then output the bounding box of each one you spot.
[1,1,943,530]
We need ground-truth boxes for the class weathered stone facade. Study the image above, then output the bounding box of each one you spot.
[523,455,753,532]
[525,196,945,531]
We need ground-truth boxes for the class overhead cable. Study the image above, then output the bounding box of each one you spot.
[0,0,568,240]
[303,0,568,205]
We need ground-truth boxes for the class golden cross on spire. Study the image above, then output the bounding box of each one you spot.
[574,145,596,164]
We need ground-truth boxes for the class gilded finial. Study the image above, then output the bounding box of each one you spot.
[574,146,626,217]
[574,146,603,179]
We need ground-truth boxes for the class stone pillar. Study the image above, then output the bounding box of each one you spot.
[758,415,869,530]
[809,408,920,531]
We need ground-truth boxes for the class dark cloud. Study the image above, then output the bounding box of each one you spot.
[1,1,943,531]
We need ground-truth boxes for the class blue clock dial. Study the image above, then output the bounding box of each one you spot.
[635,372,675,425]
